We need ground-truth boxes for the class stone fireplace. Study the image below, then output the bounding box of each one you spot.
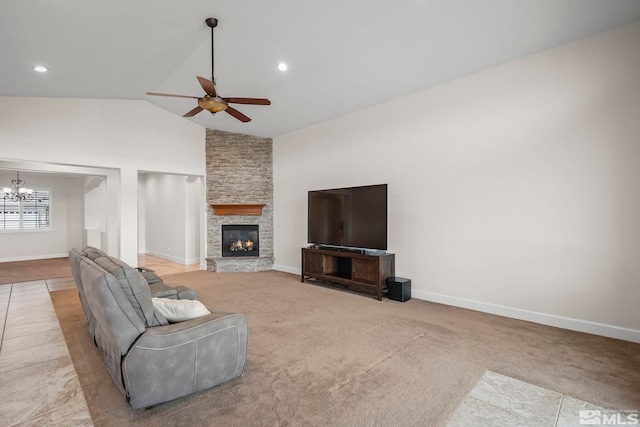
[205,129,274,272]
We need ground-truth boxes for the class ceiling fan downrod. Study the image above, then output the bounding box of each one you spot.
[145,16,270,123]
[205,18,218,85]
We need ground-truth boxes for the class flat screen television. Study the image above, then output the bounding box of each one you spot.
[307,184,387,251]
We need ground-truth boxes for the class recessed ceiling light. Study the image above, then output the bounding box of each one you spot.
[33,66,48,73]
[278,62,288,71]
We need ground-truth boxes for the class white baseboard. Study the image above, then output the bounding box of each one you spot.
[415,290,640,344]
[273,264,300,275]
[272,265,639,344]
[185,257,201,266]
[144,250,200,266]
[0,252,69,263]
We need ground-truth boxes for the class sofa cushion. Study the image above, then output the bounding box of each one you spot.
[94,256,168,327]
[151,297,210,322]
[82,245,108,260]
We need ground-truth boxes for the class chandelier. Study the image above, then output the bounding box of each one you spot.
[3,171,33,202]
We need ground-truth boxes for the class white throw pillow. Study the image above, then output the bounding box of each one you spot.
[151,297,211,322]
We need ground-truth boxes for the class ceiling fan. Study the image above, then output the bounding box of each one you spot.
[146,18,270,122]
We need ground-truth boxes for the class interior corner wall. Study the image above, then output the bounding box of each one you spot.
[84,175,108,250]
[272,22,640,342]
[65,176,85,253]
[184,176,203,264]
[137,174,147,254]
[142,173,201,264]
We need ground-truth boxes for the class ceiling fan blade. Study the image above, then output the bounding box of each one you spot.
[196,76,217,96]
[183,106,204,117]
[223,97,271,105]
[146,92,199,99]
[225,106,251,122]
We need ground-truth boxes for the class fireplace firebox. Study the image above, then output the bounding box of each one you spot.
[221,225,259,257]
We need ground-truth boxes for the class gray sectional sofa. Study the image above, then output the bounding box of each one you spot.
[69,246,248,408]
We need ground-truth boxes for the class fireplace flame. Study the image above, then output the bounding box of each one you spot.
[229,238,255,252]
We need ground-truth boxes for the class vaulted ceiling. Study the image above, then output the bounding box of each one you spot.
[2,0,640,138]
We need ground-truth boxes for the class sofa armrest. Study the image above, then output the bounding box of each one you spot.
[161,281,198,300]
[136,267,164,284]
[122,312,248,408]
[149,282,178,299]
[176,285,198,300]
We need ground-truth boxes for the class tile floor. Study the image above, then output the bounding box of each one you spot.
[0,255,200,426]
[0,277,92,426]
[447,371,624,427]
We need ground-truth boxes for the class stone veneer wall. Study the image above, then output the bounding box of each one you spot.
[206,129,274,272]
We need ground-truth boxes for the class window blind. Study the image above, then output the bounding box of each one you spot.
[0,190,51,231]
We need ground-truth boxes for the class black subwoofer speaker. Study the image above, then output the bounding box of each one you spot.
[386,277,411,302]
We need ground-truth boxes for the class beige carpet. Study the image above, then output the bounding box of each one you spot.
[0,257,71,285]
[50,270,640,426]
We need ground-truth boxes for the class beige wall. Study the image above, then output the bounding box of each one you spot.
[273,23,640,342]
[0,98,204,265]
[141,173,203,265]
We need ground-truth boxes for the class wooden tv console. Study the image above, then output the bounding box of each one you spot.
[301,247,395,300]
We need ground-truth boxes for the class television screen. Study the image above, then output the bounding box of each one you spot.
[308,184,387,250]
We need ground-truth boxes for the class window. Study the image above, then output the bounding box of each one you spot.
[0,190,51,231]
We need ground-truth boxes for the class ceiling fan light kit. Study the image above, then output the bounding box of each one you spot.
[199,98,228,113]
[146,17,270,123]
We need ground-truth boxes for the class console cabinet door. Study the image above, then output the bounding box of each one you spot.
[305,251,324,274]
[351,258,378,284]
